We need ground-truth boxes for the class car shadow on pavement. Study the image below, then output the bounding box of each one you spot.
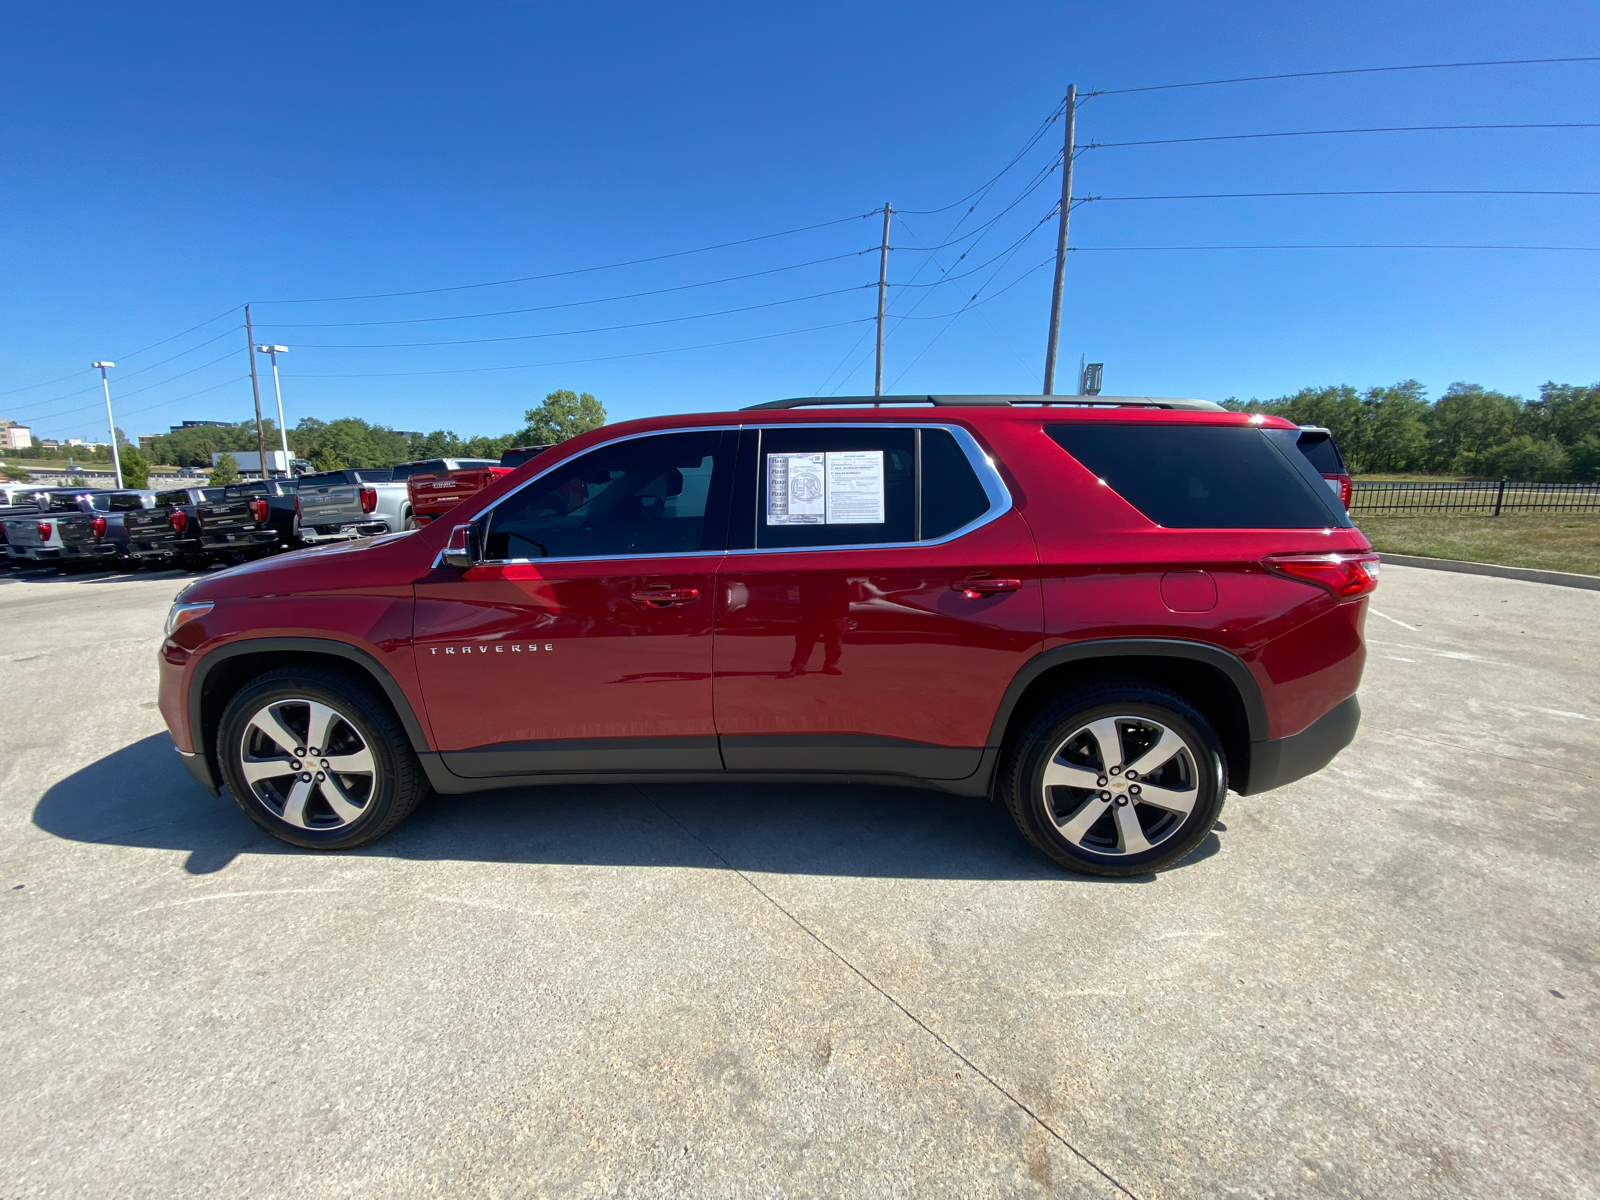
[33,734,1222,882]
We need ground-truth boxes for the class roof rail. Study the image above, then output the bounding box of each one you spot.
[742,394,1224,412]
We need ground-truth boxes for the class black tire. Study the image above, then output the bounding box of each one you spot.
[216,666,430,850]
[1001,681,1226,877]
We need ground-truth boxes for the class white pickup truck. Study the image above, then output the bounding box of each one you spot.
[293,468,411,543]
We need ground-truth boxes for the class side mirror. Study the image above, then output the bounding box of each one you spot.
[442,523,479,569]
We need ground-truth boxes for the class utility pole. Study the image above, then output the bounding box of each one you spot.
[258,344,291,471]
[92,361,123,489]
[874,202,892,398]
[244,305,268,478]
[1042,85,1077,395]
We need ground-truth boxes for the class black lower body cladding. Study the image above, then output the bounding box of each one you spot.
[1237,695,1360,794]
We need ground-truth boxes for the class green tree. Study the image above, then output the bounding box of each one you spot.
[523,390,607,443]
[1479,436,1571,481]
[210,451,241,485]
[312,447,345,471]
[1567,433,1600,482]
[1358,381,1430,473]
[292,417,408,468]
[1425,384,1522,473]
[118,446,150,489]
[3,466,31,482]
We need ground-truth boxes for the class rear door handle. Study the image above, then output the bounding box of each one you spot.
[952,577,1022,597]
[630,587,700,608]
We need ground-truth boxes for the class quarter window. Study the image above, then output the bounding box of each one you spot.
[482,430,734,560]
[756,427,916,549]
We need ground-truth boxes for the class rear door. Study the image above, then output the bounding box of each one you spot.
[414,428,737,777]
[712,423,1041,779]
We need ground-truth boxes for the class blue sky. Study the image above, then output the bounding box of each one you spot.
[2,1,1596,443]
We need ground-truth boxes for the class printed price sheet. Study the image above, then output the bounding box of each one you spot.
[766,450,885,525]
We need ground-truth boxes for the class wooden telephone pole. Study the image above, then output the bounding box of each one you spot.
[1042,86,1077,396]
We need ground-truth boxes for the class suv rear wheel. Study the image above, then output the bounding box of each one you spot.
[1002,682,1225,876]
[217,667,429,849]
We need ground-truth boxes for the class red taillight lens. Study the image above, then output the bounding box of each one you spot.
[360,486,378,514]
[90,515,107,538]
[293,495,301,518]
[37,521,52,539]
[170,510,188,533]
[1263,552,1379,599]
[249,497,269,523]
[1326,473,1353,509]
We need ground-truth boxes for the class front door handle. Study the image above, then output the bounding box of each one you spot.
[631,587,700,608]
[952,577,1022,597]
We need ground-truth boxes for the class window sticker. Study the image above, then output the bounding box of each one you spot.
[765,450,886,525]
[823,450,885,523]
[766,452,826,524]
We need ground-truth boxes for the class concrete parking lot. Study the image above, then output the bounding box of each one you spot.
[0,563,1594,1198]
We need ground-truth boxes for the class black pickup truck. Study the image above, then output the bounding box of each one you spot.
[153,487,279,565]
[3,488,113,564]
[220,478,299,545]
[0,487,44,564]
[52,490,161,565]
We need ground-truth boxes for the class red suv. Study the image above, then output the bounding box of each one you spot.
[158,396,1375,876]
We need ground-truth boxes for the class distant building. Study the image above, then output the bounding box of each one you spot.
[0,419,33,450]
[168,419,233,433]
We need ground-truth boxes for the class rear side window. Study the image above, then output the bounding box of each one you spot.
[756,427,916,549]
[1296,430,1346,474]
[155,490,190,506]
[1047,424,1343,529]
[920,428,991,539]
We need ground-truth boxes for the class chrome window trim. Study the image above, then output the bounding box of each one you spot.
[452,421,1013,567]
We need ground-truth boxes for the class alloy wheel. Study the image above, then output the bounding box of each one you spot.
[1040,715,1199,856]
[239,698,378,829]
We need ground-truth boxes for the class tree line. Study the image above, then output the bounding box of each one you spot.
[139,390,608,473]
[1223,381,1600,480]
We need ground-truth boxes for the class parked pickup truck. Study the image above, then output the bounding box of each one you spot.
[154,486,279,565]
[0,488,45,563]
[407,446,553,527]
[294,468,410,542]
[52,490,160,564]
[221,478,299,545]
[3,488,111,563]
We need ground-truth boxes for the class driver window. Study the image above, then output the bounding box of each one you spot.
[482,429,733,560]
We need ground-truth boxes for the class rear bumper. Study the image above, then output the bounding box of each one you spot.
[1238,694,1360,795]
[301,522,387,544]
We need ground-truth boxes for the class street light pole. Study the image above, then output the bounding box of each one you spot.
[258,345,290,473]
[92,361,123,489]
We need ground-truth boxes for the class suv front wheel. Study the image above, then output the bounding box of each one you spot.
[217,667,429,849]
[1002,682,1225,876]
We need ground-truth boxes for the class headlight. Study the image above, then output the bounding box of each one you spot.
[165,601,213,637]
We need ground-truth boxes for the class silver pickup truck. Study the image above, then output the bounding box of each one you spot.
[293,468,410,543]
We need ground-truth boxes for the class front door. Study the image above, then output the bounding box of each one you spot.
[713,424,1042,779]
[414,428,737,777]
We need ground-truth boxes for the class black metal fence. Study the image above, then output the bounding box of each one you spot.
[1350,479,1600,516]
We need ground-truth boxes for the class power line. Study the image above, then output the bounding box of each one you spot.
[257,251,873,329]
[282,318,876,380]
[892,207,1062,287]
[1082,189,1600,201]
[289,286,872,349]
[1088,55,1600,98]
[115,305,240,359]
[1087,123,1600,150]
[1070,243,1600,251]
[253,214,877,305]
[118,376,254,421]
[18,349,247,426]
[896,100,1066,216]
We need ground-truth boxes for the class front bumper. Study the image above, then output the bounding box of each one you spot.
[1238,694,1361,795]
[175,743,219,795]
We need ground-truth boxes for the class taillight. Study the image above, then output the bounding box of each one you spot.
[1326,473,1353,509]
[1263,552,1379,599]
[37,521,52,539]
[170,510,188,533]
[90,515,107,538]
[359,486,378,514]
[293,495,301,518]
[249,497,269,523]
